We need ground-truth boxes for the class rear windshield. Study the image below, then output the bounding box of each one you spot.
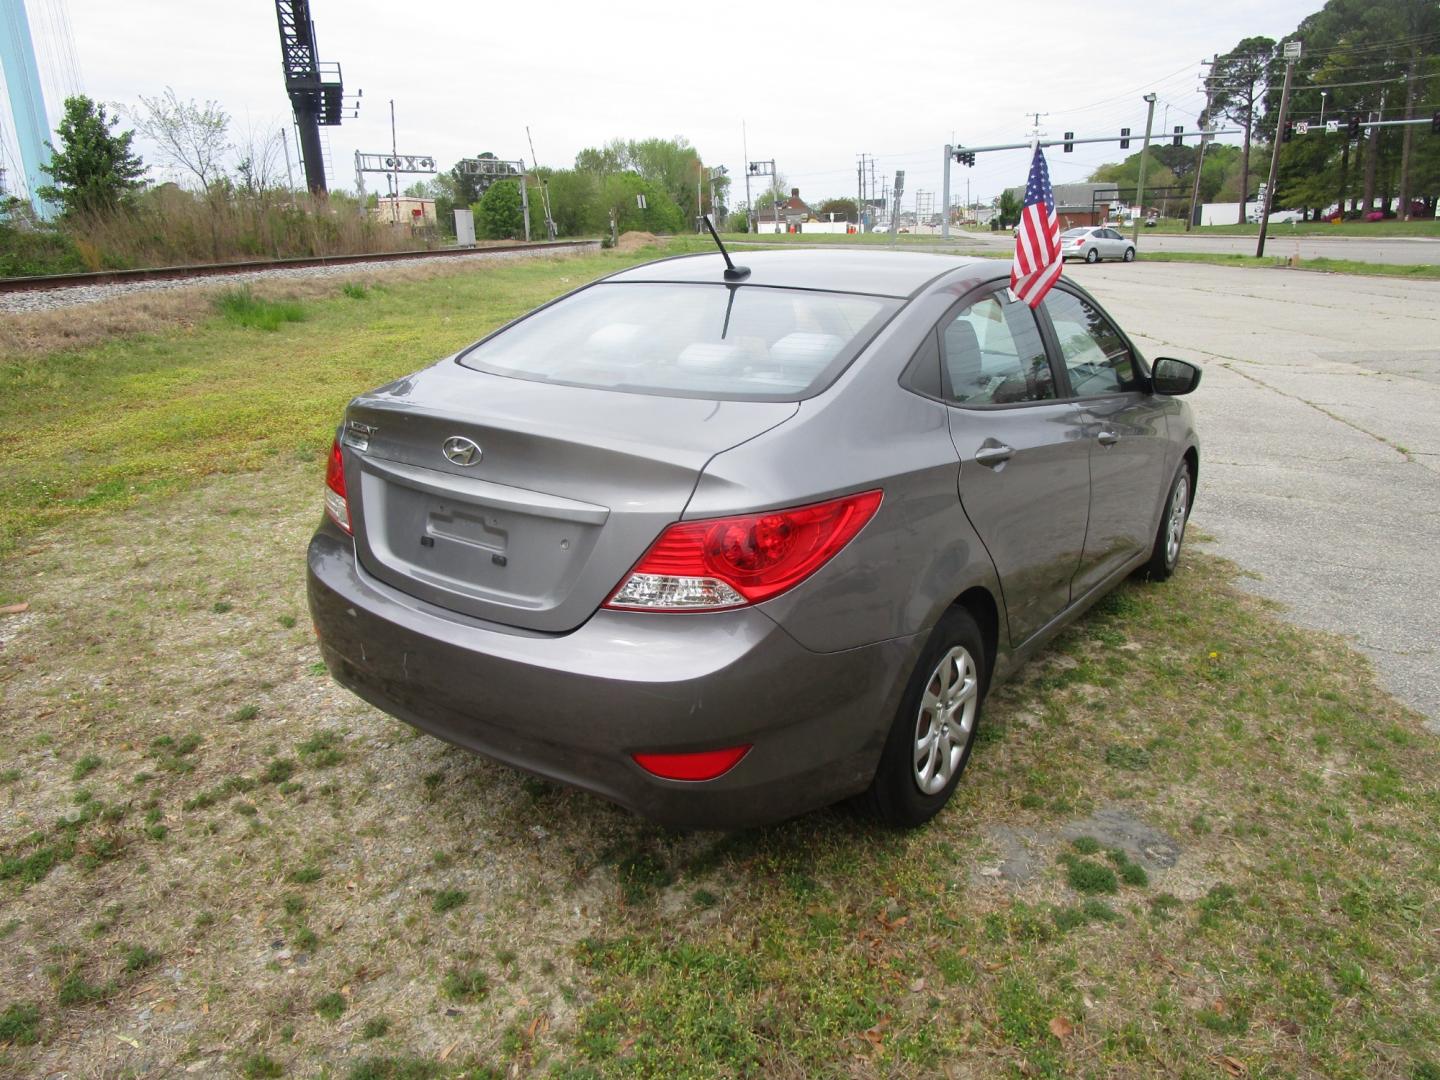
[457,282,899,400]
[1061,228,1090,237]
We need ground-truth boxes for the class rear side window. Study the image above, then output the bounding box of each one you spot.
[458,282,898,400]
[940,293,1056,406]
[1042,290,1141,396]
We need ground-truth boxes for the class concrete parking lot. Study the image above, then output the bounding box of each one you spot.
[1075,261,1440,727]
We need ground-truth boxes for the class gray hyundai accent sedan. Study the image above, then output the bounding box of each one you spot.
[307,249,1200,829]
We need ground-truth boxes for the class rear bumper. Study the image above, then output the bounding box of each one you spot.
[306,522,923,828]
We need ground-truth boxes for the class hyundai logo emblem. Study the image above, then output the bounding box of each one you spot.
[442,436,482,466]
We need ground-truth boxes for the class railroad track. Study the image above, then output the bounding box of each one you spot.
[0,239,601,294]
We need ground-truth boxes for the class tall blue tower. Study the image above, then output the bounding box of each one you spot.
[0,0,54,218]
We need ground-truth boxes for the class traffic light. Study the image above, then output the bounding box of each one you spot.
[1433,110,1440,134]
[1172,125,1183,147]
[1348,115,1361,139]
[953,148,975,167]
[1120,127,1131,149]
[1282,121,1293,142]
[1063,131,1074,153]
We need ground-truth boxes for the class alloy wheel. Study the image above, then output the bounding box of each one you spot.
[913,645,978,795]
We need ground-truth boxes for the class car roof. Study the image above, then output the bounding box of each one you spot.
[606,249,998,299]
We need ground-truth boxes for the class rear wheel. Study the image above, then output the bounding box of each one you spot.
[1142,463,1192,581]
[1123,246,1135,262]
[863,607,987,828]
[1084,247,1100,263]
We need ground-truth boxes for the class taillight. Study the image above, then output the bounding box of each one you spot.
[605,490,882,611]
[324,437,351,534]
[633,745,751,781]
[1075,237,1087,246]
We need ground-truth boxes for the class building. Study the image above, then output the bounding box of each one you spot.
[755,187,813,232]
[1002,182,1119,228]
[372,196,436,226]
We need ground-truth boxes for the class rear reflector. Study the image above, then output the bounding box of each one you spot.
[325,437,351,534]
[606,490,882,611]
[632,745,751,781]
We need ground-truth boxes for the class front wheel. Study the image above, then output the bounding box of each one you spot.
[1123,246,1135,262]
[1142,464,1192,581]
[863,608,987,828]
[1085,248,1100,263]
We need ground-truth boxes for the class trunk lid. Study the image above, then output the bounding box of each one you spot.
[343,360,797,632]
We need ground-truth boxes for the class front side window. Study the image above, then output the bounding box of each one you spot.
[940,293,1056,406]
[1042,290,1141,396]
[458,283,897,400]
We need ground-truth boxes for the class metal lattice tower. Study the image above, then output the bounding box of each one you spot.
[273,0,347,193]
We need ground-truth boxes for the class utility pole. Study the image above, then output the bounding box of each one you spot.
[1131,93,1157,246]
[742,121,752,233]
[526,126,558,240]
[941,144,952,238]
[1186,56,1217,232]
[1257,39,1300,259]
[389,99,399,224]
[1397,47,1420,220]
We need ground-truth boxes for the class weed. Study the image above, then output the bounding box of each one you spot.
[348,1058,441,1080]
[292,925,319,952]
[0,918,20,939]
[342,283,369,300]
[264,758,296,784]
[0,767,21,783]
[282,894,305,917]
[1060,854,1119,894]
[692,888,718,908]
[362,1016,392,1039]
[614,848,672,904]
[240,1053,284,1079]
[122,945,161,972]
[315,992,347,1020]
[71,754,102,781]
[277,614,297,628]
[288,865,323,885]
[216,288,306,332]
[56,969,111,1007]
[0,1002,40,1045]
[298,730,344,768]
[231,704,259,723]
[441,968,489,1002]
[1198,883,1240,928]
[1103,744,1152,771]
[212,600,233,614]
[432,889,468,914]
[1071,836,1101,855]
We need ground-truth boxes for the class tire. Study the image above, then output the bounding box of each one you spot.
[1123,246,1135,262]
[1142,463,1193,581]
[863,607,987,828]
[1084,247,1100,263]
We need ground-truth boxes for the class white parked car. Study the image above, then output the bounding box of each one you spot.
[1061,227,1136,263]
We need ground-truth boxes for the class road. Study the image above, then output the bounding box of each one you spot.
[1079,262,1440,728]
[933,229,1440,266]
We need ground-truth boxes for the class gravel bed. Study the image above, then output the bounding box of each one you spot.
[0,242,598,314]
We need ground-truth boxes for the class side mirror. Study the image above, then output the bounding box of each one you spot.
[1151,357,1202,396]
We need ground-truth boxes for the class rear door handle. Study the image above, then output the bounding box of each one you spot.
[1097,429,1120,446]
[974,443,1015,468]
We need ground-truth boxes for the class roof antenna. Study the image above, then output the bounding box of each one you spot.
[701,214,750,280]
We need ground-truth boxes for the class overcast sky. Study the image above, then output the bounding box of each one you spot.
[5,0,1320,212]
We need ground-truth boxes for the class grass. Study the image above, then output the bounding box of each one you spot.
[1,246,1438,1076]
[0,241,693,559]
[1142,218,1440,237]
[215,287,306,331]
[1137,250,1440,279]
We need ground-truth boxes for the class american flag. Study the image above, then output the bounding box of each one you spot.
[1009,145,1063,308]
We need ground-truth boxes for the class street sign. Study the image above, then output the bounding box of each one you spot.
[1283,40,1301,60]
[1295,121,1310,136]
[1326,120,1339,134]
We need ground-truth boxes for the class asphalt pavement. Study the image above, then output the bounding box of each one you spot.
[1075,261,1440,728]
[933,228,1440,266]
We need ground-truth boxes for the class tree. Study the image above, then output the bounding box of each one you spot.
[1211,36,1276,222]
[816,197,858,222]
[234,119,285,194]
[131,87,231,189]
[37,95,147,215]
[473,179,525,239]
[997,189,1021,227]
